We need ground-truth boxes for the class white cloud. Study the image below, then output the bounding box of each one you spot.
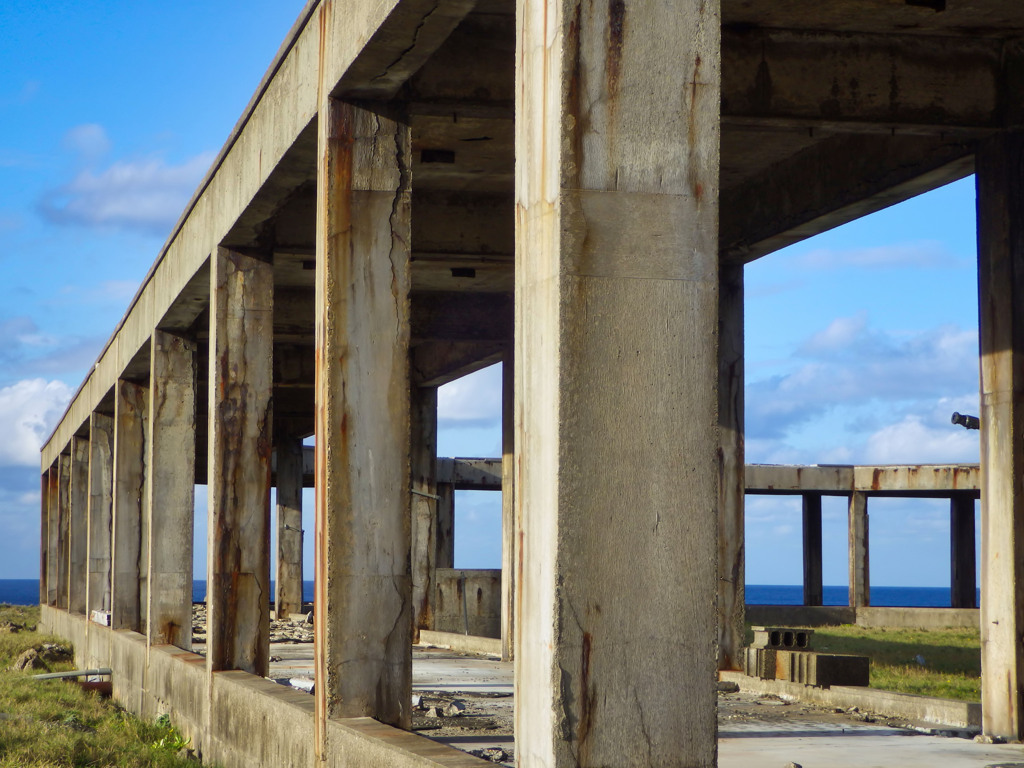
[438,363,502,429]
[39,149,214,235]
[62,123,111,161]
[798,241,962,270]
[0,379,73,466]
[864,414,979,464]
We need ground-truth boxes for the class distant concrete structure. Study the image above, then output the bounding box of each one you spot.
[35,0,1024,765]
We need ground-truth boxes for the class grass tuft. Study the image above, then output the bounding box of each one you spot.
[0,604,210,767]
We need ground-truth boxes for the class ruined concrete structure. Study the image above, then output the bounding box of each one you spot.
[36,0,1024,765]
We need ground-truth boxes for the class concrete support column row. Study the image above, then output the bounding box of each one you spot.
[515,0,721,764]
[314,97,413,755]
[111,380,147,632]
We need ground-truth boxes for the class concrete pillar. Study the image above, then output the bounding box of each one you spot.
[147,331,196,650]
[515,0,720,763]
[69,436,90,615]
[87,413,115,617]
[111,379,148,631]
[207,247,273,675]
[314,98,412,742]
[46,466,58,606]
[411,385,439,639]
[57,453,71,609]
[848,491,869,608]
[275,430,304,620]
[436,483,455,569]
[977,131,1024,740]
[950,494,976,609]
[802,493,823,607]
[39,471,49,605]
[718,262,745,671]
[500,354,515,662]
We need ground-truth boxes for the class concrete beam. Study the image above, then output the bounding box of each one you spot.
[207,248,273,675]
[411,386,439,639]
[722,28,1003,135]
[746,463,980,495]
[111,380,147,632]
[721,133,973,264]
[803,493,824,607]
[411,341,504,387]
[275,431,304,619]
[977,131,1024,741]
[719,263,745,671]
[314,99,412,742]
[515,0,720,763]
[87,412,114,617]
[848,492,870,608]
[69,436,90,615]
[147,331,196,650]
[950,495,977,609]
[436,458,503,489]
[746,464,855,494]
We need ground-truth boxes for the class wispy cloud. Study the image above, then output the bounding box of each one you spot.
[438,363,503,430]
[0,379,73,467]
[796,241,963,270]
[38,125,213,235]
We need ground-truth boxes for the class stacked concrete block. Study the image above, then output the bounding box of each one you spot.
[744,626,869,688]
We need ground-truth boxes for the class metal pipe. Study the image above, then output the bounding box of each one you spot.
[951,412,980,430]
[32,668,112,681]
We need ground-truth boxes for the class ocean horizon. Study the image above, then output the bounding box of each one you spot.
[0,579,978,609]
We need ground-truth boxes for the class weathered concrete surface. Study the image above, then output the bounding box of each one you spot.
[57,453,71,609]
[950,495,977,609]
[87,412,114,617]
[207,248,273,675]
[274,430,304,619]
[803,493,823,606]
[500,354,514,662]
[515,0,720,765]
[848,491,869,608]
[976,131,1024,741]
[718,263,744,671]
[411,385,439,639]
[69,436,90,615]
[46,466,58,606]
[147,330,196,650]
[433,569,501,638]
[111,379,147,632]
[419,630,502,658]
[39,471,49,604]
[746,463,981,496]
[314,99,412,736]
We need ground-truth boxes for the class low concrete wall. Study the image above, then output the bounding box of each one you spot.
[419,630,502,657]
[40,605,490,768]
[720,670,981,729]
[433,569,501,638]
[747,604,980,630]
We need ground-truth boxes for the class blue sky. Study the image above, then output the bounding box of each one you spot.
[0,3,981,592]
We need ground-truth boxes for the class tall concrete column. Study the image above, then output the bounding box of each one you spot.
[87,413,115,617]
[977,131,1024,740]
[207,247,273,675]
[147,331,196,649]
[69,436,90,615]
[718,262,745,671]
[314,98,412,744]
[950,494,976,609]
[111,379,148,631]
[46,466,58,606]
[848,491,869,608]
[500,353,515,662]
[411,385,439,639]
[40,471,49,605]
[515,0,721,764]
[57,453,71,609]
[436,483,455,569]
[275,430,304,620]
[802,493,823,607]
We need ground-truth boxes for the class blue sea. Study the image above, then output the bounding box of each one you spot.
[1,579,974,608]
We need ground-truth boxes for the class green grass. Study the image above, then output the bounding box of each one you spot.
[0,604,203,767]
[760,624,982,702]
